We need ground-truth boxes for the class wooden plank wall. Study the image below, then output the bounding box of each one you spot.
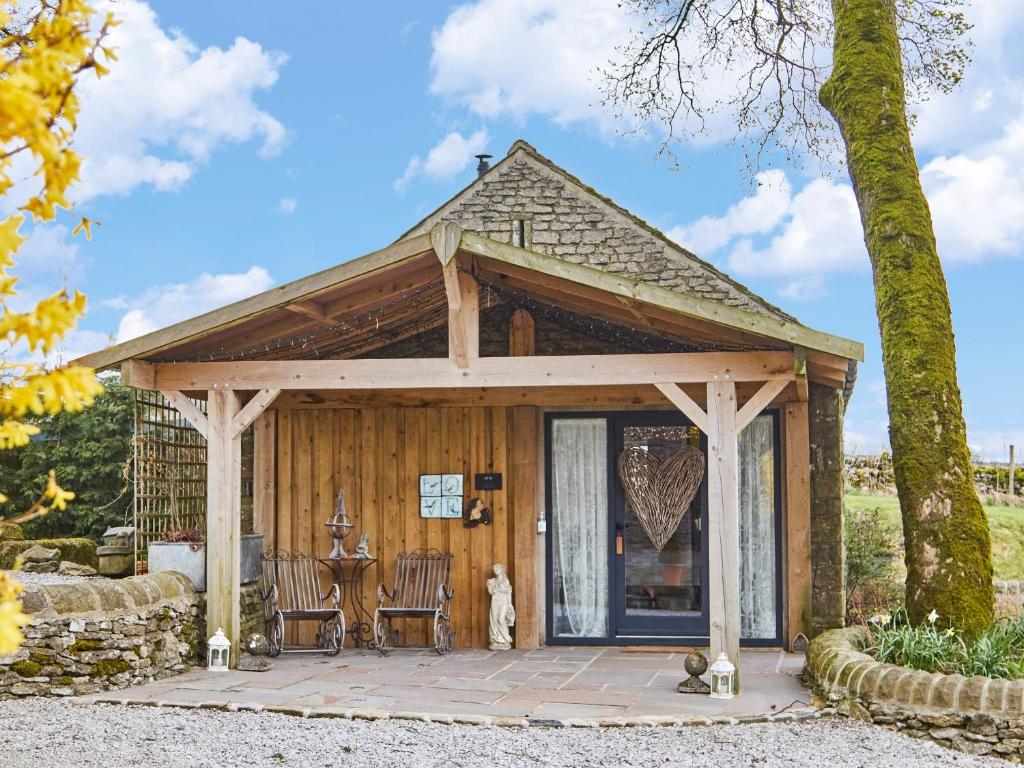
[272,405,535,649]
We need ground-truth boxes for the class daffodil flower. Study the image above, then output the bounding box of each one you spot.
[945,628,956,638]
[927,609,939,624]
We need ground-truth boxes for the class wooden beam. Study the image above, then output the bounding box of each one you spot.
[794,348,809,402]
[285,300,328,323]
[442,270,479,368]
[736,379,790,431]
[253,410,276,554]
[509,308,535,356]
[147,351,795,391]
[121,360,155,389]
[206,389,243,666]
[784,401,812,650]
[230,388,281,438]
[706,379,740,690]
[74,233,434,370]
[654,382,709,434]
[512,406,538,649]
[462,230,864,361]
[158,390,209,438]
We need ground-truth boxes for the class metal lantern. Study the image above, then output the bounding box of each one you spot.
[207,628,231,672]
[709,652,735,699]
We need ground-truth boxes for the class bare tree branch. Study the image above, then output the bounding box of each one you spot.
[600,0,971,174]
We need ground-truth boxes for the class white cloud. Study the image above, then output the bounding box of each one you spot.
[112,266,274,342]
[921,117,1024,263]
[911,0,1024,153]
[394,129,489,192]
[721,177,866,277]
[779,275,827,301]
[667,171,791,255]
[71,0,287,200]
[430,0,627,129]
[667,109,1024,293]
[277,197,297,214]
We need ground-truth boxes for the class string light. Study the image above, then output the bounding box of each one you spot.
[163,274,751,365]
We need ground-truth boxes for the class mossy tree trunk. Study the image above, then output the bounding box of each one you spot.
[819,0,993,635]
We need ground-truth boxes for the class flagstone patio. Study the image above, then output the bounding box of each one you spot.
[80,647,814,725]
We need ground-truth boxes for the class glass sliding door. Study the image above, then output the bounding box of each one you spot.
[738,413,781,642]
[613,414,708,638]
[548,418,609,639]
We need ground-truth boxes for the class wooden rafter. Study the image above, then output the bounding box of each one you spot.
[285,300,328,323]
[461,228,863,360]
[75,223,861,371]
[75,233,434,370]
[131,351,795,391]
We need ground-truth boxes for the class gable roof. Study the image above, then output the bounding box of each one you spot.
[73,221,863,376]
[399,140,793,321]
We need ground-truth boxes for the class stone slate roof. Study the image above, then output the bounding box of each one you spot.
[401,140,794,322]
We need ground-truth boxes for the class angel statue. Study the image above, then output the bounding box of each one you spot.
[487,563,516,651]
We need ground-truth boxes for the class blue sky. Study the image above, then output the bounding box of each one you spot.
[17,0,1023,459]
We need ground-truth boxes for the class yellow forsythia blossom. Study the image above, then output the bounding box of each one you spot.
[0,1,116,654]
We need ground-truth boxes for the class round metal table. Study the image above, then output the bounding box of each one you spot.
[320,556,377,648]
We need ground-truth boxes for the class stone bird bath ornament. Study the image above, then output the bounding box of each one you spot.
[617,446,705,551]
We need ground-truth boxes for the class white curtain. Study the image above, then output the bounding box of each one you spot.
[551,419,608,638]
[739,414,777,639]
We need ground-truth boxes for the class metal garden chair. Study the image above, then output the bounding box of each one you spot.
[374,549,454,655]
[260,551,345,656]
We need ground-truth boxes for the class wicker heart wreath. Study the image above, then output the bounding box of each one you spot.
[617,446,705,552]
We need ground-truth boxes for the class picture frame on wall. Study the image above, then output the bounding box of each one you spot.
[420,473,464,519]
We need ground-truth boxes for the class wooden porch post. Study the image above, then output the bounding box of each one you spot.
[784,402,812,648]
[206,389,243,666]
[706,380,741,688]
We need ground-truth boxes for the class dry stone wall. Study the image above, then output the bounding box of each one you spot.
[807,626,1024,760]
[0,572,198,699]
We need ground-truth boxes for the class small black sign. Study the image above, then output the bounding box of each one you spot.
[475,472,503,490]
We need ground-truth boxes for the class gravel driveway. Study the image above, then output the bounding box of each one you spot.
[0,699,1003,767]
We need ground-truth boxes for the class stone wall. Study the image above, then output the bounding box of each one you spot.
[406,143,782,318]
[196,582,265,659]
[0,572,198,699]
[0,537,97,570]
[809,383,847,634]
[807,626,1024,760]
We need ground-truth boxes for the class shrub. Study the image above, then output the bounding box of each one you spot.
[865,612,1024,679]
[845,506,904,623]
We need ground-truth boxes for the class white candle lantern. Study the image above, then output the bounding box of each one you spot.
[709,652,735,699]
[207,628,231,672]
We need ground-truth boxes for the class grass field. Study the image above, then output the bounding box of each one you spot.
[845,492,1024,581]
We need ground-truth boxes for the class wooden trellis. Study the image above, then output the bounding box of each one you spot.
[133,390,207,568]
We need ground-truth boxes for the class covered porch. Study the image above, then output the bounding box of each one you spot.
[77,221,862,688]
[80,646,811,725]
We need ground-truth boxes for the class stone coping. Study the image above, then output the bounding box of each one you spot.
[79,696,834,729]
[806,626,1024,719]
[19,572,195,620]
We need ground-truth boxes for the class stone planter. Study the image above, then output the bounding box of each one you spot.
[148,534,263,592]
[806,626,1024,760]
